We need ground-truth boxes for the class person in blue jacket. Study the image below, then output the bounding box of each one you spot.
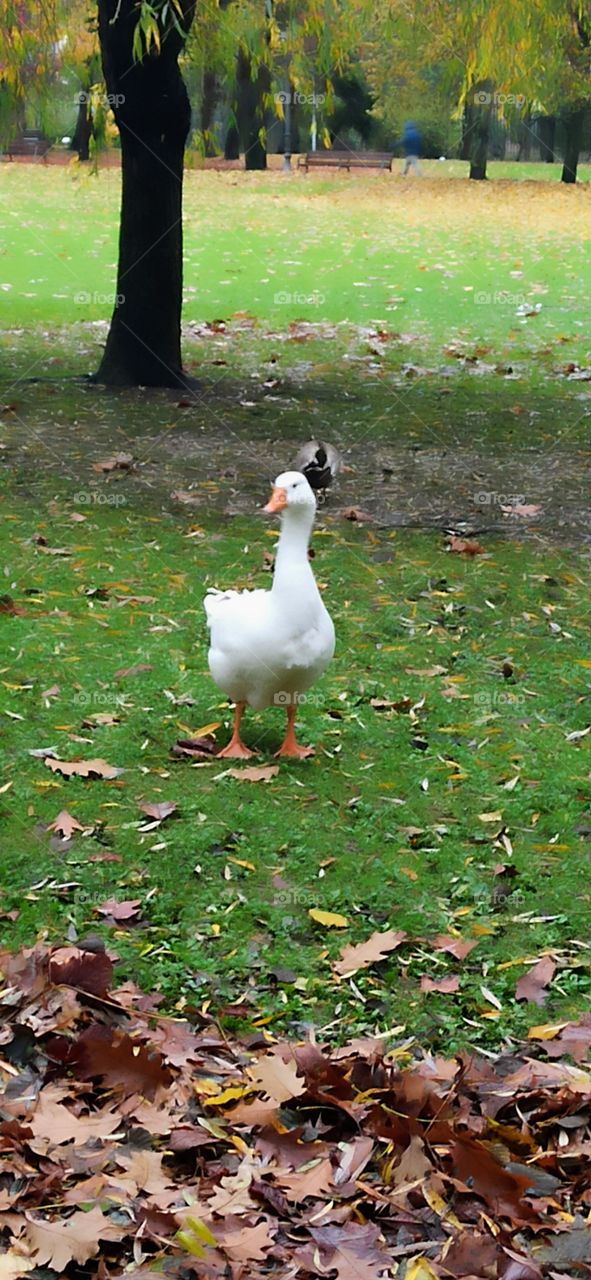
[401,121,421,175]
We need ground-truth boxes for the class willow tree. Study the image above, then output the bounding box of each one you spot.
[213,0,362,170]
[0,0,58,140]
[95,0,196,387]
[527,2,591,183]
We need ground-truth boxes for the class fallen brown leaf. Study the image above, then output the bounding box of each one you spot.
[92,452,134,473]
[44,757,122,780]
[515,956,556,1006]
[95,897,142,923]
[23,1206,122,1271]
[446,535,485,556]
[138,800,178,823]
[226,765,279,783]
[247,1047,306,1102]
[46,810,86,839]
[48,946,113,997]
[334,929,407,977]
[340,506,373,522]
[72,1024,173,1098]
[420,974,460,994]
[431,934,478,961]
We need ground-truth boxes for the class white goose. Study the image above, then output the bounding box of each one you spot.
[204,471,335,759]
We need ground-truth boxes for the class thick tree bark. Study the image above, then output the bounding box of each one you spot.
[469,81,493,180]
[94,0,196,387]
[236,45,269,171]
[71,94,93,162]
[538,115,555,162]
[224,122,240,159]
[561,107,585,183]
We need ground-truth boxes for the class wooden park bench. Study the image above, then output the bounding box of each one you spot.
[5,131,53,161]
[298,150,393,172]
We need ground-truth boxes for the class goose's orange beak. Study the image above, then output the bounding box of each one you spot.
[264,486,287,514]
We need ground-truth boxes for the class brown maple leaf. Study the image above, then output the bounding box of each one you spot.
[114,661,152,678]
[138,800,177,823]
[515,956,556,1006]
[277,1157,335,1202]
[46,810,86,840]
[29,1088,121,1145]
[247,1047,306,1103]
[115,1149,173,1197]
[207,1165,256,1217]
[48,946,113,997]
[71,1024,172,1099]
[420,974,460,994]
[44,757,122,780]
[307,1222,391,1280]
[431,934,478,961]
[449,1134,538,1221]
[392,1134,432,1186]
[214,1215,276,1262]
[23,1206,123,1271]
[333,929,407,978]
[95,897,142,923]
[226,765,279,783]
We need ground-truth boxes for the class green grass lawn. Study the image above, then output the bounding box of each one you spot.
[1,162,590,361]
[1,163,590,1055]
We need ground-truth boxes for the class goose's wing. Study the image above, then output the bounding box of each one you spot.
[292,441,333,491]
[323,443,344,477]
[204,587,267,631]
[292,439,321,470]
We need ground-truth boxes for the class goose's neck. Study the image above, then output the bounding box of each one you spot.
[273,506,316,591]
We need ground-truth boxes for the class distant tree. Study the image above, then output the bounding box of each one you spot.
[211,0,364,169]
[328,73,374,146]
[60,3,103,162]
[0,0,57,140]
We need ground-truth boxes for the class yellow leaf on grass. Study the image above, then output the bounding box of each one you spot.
[527,1021,570,1041]
[309,908,349,929]
[478,811,503,822]
[193,721,221,737]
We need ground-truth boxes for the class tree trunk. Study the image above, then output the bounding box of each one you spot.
[224,122,240,159]
[94,0,196,388]
[236,45,269,171]
[516,111,532,161]
[71,93,93,162]
[538,115,555,162]
[200,69,219,155]
[469,81,493,180]
[561,107,585,183]
[460,105,472,160]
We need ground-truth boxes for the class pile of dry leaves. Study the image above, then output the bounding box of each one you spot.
[1,942,591,1279]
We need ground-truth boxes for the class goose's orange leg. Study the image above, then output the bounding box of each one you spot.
[217,702,255,759]
[275,704,314,759]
